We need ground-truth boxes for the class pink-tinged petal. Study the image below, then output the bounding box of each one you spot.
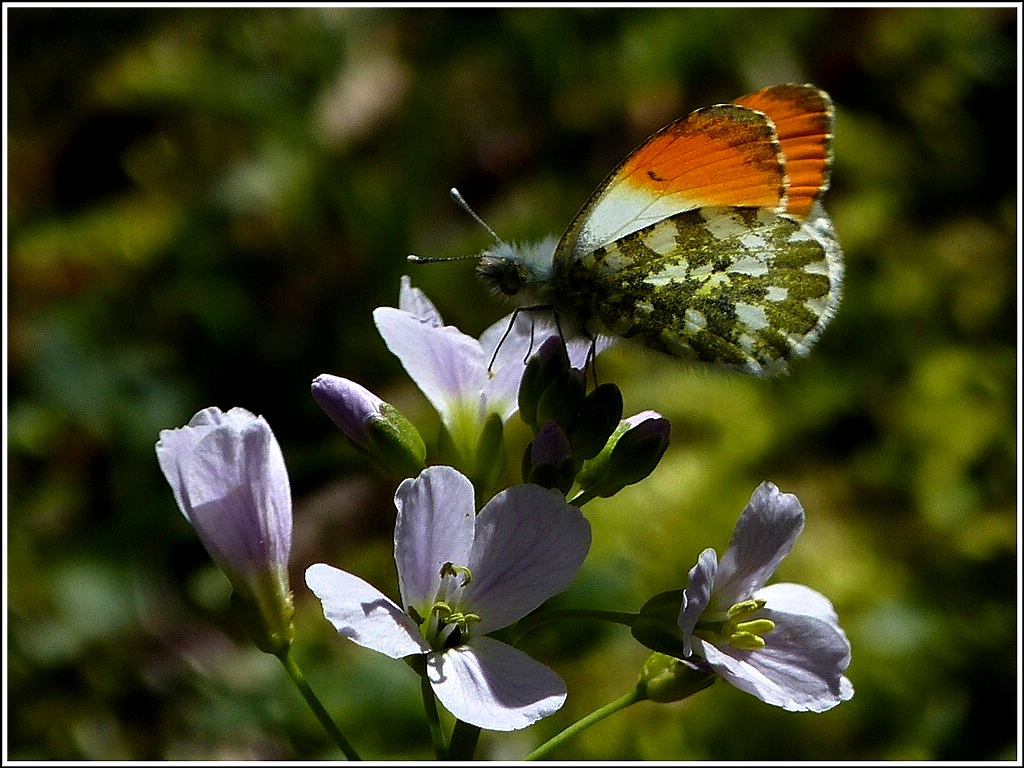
[712,482,805,609]
[397,275,444,325]
[427,636,566,731]
[463,484,591,633]
[698,608,853,712]
[158,408,234,533]
[678,548,718,655]
[373,306,487,428]
[305,563,429,658]
[394,467,476,610]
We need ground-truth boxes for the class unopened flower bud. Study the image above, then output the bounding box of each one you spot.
[567,382,623,464]
[523,420,575,494]
[535,368,586,434]
[518,336,570,429]
[637,652,717,703]
[312,374,426,478]
[575,411,671,502]
[156,407,295,656]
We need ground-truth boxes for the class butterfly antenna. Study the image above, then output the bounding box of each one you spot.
[449,187,506,245]
[407,187,506,264]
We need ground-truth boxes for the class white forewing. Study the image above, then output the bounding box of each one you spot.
[568,184,705,260]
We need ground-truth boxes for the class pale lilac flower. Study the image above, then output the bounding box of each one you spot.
[372,277,594,454]
[156,407,294,653]
[306,465,591,730]
[678,481,853,712]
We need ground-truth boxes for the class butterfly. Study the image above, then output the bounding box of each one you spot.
[420,83,844,377]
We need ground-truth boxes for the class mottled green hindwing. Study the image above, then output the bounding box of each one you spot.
[559,205,843,376]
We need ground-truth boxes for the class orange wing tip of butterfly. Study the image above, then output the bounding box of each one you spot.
[733,83,834,219]
[618,104,788,212]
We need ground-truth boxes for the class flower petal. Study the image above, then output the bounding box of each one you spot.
[305,563,429,658]
[239,413,293,571]
[157,406,236,524]
[427,636,566,731]
[755,582,843,626]
[394,466,477,611]
[479,312,545,422]
[373,306,487,430]
[678,548,718,655]
[397,274,444,325]
[711,482,805,609]
[311,374,383,443]
[698,606,853,712]
[462,484,591,633]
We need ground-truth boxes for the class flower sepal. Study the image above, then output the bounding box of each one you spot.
[473,411,507,498]
[439,411,507,498]
[566,383,624,466]
[364,401,429,478]
[231,587,295,657]
[536,368,586,435]
[631,589,687,658]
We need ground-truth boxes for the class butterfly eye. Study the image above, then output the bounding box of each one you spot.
[477,254,527,297]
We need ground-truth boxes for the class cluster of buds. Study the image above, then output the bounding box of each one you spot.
[518,336,671,504]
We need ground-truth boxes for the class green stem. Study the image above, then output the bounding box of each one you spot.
[512,608,638,644]
[448,719,481,760]
[421,674,448,759]
[277,650,361,760]
[524,687,645,760]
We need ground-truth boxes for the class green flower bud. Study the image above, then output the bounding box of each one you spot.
[518,336,571,429]
[575,412,670,502]
[567,382,624,464]
[637,652,717,703]
[535,368,586,434]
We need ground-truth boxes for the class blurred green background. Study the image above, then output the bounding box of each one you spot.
[6,6,1018,760]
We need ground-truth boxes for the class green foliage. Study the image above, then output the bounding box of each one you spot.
[7,6,1017,760]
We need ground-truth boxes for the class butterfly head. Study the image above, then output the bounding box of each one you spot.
[476,236,559,303]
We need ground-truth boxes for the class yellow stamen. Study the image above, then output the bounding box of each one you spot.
[439,562,473,586]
